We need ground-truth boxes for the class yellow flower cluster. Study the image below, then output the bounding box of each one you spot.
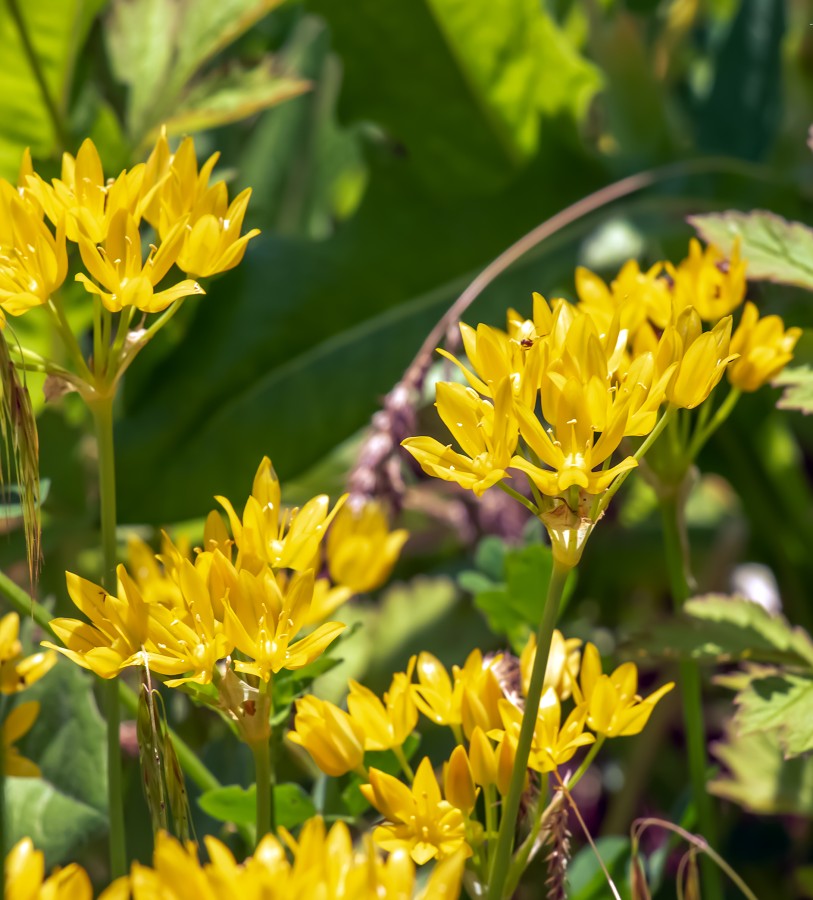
[0,612,56,778]
[402,240,800,564]
[288,633,672,870]
[0,133,259,326]
[4,821,465,899]
[45,458,406,692]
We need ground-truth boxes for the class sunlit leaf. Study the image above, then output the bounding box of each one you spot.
[688,210,813,290]
[198,782,315,829]
[734,670,813,757]
[774,366,813,415]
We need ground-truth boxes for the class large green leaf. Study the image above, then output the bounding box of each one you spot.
[105,0,286,144]
[688,211,813,290]
[198,782,315,829]
[711,725,813,816]
[734,670,813,757]
[4,661,107,866]
[774,366,813,415]
[305,0,593,193]
[0,0,105,177]
[634,594,813,667]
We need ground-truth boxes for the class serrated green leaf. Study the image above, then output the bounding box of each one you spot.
[734,670,813,756]
[688,211,813,290]
[774,366,813,415]
[633,594,813,667]
[5,662,107,866]
[198,782,315,829]
[0,0,105,178]
[710,724,813,816]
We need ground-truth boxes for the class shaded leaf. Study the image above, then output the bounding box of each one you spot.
[694,0,784,160]
[5,662,107,866]
[734,670,813,757]
[774,366,813,415]
[633,594,813,667]
[568,836,632,900]
[688,211,813,290]
[198,782,315,829]
[710,725,813,816]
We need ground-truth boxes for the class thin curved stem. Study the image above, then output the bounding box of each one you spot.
[567,734,605,791]
[687,388,741,460]
[486,560,570,900]
[251,737,273,841]
[47,298,93,383]
[496,480,539,517]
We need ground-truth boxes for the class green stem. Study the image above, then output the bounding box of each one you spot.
[660,496,722,900]
[487,560,570,900]
[567,734,605,791]
[90,397,127,878]
[47,298,93,383]
[0,698,6,894]
[5,0,70,153]
[687,388,741,461]
[252,738,274,841]
[502,773,551,899]
[393,743,415,783]
[497,481,539,517]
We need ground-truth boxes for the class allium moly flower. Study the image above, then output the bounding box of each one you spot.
[75,208,204,313]
[667,239,747,323]
[576,643,674,737]
[123,819,465,899]
[401,377,518,496]
[361,757,472,864]
[222,567,344,682]
[0,181,68,323]
[728,301,802,392]
[287,694,365,777]
[490,690,594,773]
[217,456,346,572]
[347,658,418,751]
[3,701,41,777]
[468,725,516,796]
[326,500,408,593]
[5,838,96,900]
[0,612,56,693]
[520,629,582,702]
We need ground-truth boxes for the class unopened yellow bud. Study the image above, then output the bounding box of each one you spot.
[728,301,801,392]
[468,726,498,789]
[496,736,519,797]
[443,745,477,813]
[288,695,365,777]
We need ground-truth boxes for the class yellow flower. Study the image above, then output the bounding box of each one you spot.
[141,132,260,278]
[491,690,594,773]
[5,838,95,900]
[326,500,408,593]
[576,643,674,737]
[24,138,146,243]
[75,208,204,313]
[217,456,346,572]
[360,757,472,864]
[0,613,56,694]
[45,568,153,679]
[4,701,41,777]
[347,659,418,751]
[520,629,582,702]
[287,694,365,776]
[0,181,68,323]
[401,377,517,496]
[728,301,802,392]
[667,239,747,323]
[222,567,344,682]
[443,745,477,813]
[467,726,516,796]
[661,311,737,409]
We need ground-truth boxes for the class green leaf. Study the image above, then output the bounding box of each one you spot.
[694,0,784,160]
[198,782,316,829]
[0,0,105,178]
[105,0,285,143]
[710,724,813,816]
[161,59,310,138]
[5,662,107,866]
[734,670,813,757]
[633,594,813,667]
[535,12,603,121]
[688,211,813,290]
[774,366,813,415]
[306,0,548,193]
